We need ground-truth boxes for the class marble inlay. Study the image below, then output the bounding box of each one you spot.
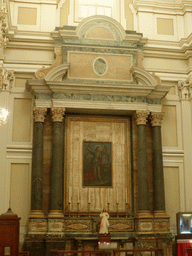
[93,57,108,76]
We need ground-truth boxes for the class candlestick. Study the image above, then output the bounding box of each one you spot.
[107,188,110,203]
[77,187,80,203]
[116,188,119,203]
[69,187,72,204]
[88,188,90,203]
[88,202,90,217]
[68,202,71,217]
[77,202,80,218]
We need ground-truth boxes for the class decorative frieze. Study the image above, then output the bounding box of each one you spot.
[33,107,47,122]
[150,112,164,127]
[51,107,65,122]
[134,110,149,125]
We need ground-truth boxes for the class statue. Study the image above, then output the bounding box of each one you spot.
[99,208,109,234]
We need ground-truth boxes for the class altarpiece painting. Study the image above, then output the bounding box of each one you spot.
[83,142,112,187]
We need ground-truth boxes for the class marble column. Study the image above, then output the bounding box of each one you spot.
[31,107,47,216]
[135,110,151,217]
[150,112,166,217]
[49,107,65,216]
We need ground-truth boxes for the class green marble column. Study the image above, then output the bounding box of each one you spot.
[50,107,65,212]
[135,110,150,215]
[31,107,47,212]
[150,112,165,212]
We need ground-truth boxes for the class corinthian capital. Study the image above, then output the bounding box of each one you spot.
[150,112,164,127]
[51,107,65,122]
[33,107,47,122]
[134,110,149,125]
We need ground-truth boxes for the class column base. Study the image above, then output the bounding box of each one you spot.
[48,210,64,218]
[137,210,153,218]
[154,210,169,218]
[29,210,45,218]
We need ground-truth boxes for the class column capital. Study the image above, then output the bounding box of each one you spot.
[150,112,164,127]
[134,110,149,125]
[33,107,47,122]
[51,107,65,122]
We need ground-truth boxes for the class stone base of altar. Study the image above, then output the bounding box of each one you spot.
[24,216,173,256]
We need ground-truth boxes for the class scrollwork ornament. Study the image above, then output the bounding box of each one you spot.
[33,107,47,122]
[150,112,164,127]
[51,107,65,122]
[134,110,149,125]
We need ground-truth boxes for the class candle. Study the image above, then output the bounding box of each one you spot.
[88,188,90,203]
[125,188,128,204]
[69,187,72,203]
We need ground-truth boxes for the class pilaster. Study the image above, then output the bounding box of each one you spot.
[178,77,192,211]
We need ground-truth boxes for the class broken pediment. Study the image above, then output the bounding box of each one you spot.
[30,16,170,112]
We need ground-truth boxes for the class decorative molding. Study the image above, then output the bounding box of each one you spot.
[35,47,63,79]
[134,110,150,125]
[109,222,134,231]
[150,112,164,127]
[33,107,47,122]
[44,63,70,81]
[51,107,65,122]
[65,222,90,231]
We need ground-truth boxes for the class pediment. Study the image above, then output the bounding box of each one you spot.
[30,16,170,112]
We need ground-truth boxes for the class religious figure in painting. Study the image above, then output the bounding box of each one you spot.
[83,142,112,187]
[99,208,109,234]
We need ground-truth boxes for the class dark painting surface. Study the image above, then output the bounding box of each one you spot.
[83,142,112,187]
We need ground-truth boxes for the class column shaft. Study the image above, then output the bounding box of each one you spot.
[135,110,150,214]
[137,125,149,211]
[50,122,64,210]
[50,107,65,212]
[152,126,165,211]
[31,108,47,212]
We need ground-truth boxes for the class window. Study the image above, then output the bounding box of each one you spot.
[78,0,114,19]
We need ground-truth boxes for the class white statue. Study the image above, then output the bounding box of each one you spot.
[99,208,109,234]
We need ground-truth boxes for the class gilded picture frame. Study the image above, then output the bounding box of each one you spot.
[83,141,112,187]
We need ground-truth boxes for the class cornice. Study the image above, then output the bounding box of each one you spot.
[133,0,192,15]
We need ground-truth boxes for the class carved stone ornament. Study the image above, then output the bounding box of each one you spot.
[33,107,47,122]
[0,67,14,91]
[178,76,192,100]
[134,110,149,125]
[0,5,9,49]
[51,107,65,122]
[150,112,164,127]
